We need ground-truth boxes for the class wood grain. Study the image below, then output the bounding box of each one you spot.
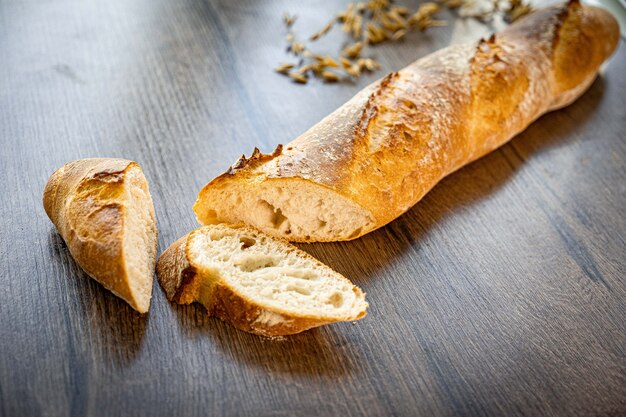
[0,0,624,416]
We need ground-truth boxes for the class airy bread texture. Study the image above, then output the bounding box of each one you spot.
[156,224,368,336]
[43,158,157,313]
[194,2,620,242]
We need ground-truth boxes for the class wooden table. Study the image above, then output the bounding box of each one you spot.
[1,1,624,416]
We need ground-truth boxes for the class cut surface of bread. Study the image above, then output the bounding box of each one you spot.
[43,158,157,313]
[195,179,375,242]
[193,3,619,242]
[156,224,368,336]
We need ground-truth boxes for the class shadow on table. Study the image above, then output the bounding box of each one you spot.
[300,75,607,285]
[171,301,363,378]
[47,230,147,365]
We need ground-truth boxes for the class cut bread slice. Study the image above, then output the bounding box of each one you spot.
[156,224,368,336]
[43,158,158,313]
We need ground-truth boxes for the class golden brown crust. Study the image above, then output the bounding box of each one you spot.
[195,3,619,242]
[156,225,367,337]
[43,158,156,313]
[155,233,201,304]
[208,283,334,337]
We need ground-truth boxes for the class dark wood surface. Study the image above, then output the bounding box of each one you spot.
[1,0,625,416]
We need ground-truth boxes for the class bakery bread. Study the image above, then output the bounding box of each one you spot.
[193,1,619,242]
[43,158,157,313]
[156,224,368,336]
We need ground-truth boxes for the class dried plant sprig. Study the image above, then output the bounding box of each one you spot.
[277,0,531,85]
[275,63,295,74]
[380,13,408,32]
[314,55,340,68]
[367,0,391,13]
[437,0,464,9]
[366,22,388,44]
[352,14,364,39]
[393,5,410,15]
[409,3,446,31]
[289,42,306,55]
[340,57,360,77]
[344,63,362,77]
[310,20,335,41]
[297,64,314,74]
[505,0,533,22]
[340,3,359,37]
[288,71,308,84]
[386,7,409,26]
[321,70,341,82]
[342,41,364,59]
[391,28,408,41]
[283,13,297,28]
[357,58,381,71]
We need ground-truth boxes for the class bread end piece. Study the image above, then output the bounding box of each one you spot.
[157,224,368,336]
[44,158,158,313]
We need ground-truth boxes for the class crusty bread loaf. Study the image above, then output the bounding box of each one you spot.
[194,2,619,242]
[156,224,367,336]
[44,159,158,313]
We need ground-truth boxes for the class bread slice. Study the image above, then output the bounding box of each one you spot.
[43,158,158,313]
[156,224,368,336]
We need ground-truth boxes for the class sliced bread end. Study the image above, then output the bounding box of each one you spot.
[157,224,368,336]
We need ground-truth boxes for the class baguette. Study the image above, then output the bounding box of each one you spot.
[194,2,619,242]
[44,159,157,313]
[156,224,367,336]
